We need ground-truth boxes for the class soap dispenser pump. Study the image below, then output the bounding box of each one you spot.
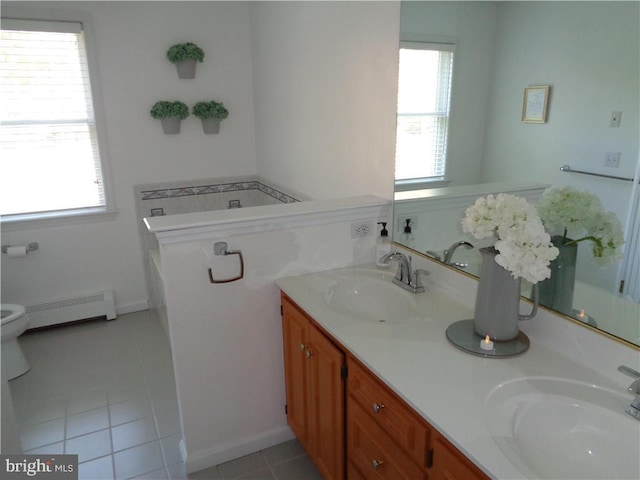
[376,222,392,267]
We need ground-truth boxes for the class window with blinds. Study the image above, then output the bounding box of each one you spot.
[0,18,107,219]
[395,42,454,187]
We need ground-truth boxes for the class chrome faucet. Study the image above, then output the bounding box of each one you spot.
[380,251,428,294]
[618,365,640,419]
[443,241,474,268]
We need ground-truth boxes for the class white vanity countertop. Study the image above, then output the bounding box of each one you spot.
[276,263,639,479]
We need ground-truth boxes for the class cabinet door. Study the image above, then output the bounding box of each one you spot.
[282,296,346,480]
[282,298,311,449]
[308,323,345,480]
[431,435,488,480]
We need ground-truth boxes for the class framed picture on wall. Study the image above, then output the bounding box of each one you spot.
[522,85,550,123]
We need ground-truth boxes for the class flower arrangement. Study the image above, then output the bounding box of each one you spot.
[461,193,559,284]
[150,101,190,119]
[192,101,229,120]
[166,43,205,63]
[536,186,624,266]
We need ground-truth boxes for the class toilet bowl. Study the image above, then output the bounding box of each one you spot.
[1,304,31,380]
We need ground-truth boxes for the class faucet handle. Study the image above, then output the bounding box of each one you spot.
[413,269,430,291]
[618,365,640,378]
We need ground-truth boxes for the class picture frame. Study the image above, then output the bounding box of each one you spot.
[522,85,550,123]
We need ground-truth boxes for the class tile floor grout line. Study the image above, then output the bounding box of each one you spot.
[106,392,118,480]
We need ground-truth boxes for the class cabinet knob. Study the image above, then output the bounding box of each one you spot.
[372,402,385,413]
[305,350,313,359]
[300,343,308,351]
[371,459,384,470]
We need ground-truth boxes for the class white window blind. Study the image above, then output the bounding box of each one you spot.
[0,18,106,218]
[395,42,454,185]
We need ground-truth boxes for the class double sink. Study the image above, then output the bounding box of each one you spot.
[313,266,639,479]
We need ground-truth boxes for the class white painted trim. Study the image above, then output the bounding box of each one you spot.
[184,426,295,474]
[394,182,548,214]
[146,196,391,245]
[115,300,149,316]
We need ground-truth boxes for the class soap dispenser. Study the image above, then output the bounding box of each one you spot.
[376,222,392,267]
[402,218,415,244]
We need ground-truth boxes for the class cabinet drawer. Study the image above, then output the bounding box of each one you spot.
[347,397,427,480]
[347,357,429,466]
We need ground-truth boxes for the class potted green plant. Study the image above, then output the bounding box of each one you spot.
[150,101,190,134]
[192,100,229,134]
[166,42,205,79]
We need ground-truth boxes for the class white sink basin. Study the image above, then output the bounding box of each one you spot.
[322,269,420,323]
[485,377,640,479]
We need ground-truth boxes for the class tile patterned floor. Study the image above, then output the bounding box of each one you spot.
[8,310,321,480]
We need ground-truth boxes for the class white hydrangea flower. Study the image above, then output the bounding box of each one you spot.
[461,193,559,284]
[536,186,624,266]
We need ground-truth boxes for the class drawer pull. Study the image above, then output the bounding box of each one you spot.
[305,349,313,359]
[372,402,385,413]
[300,343,308,351]
[371,459,384,470]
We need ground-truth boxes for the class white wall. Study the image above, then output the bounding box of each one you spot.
[483,1,640,291]
[400,1,498,186]
[251,2,399,200]
[1,1,400,313]
[153,198,389,472]
[1,1,257,312]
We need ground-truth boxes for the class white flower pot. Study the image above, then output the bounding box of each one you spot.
[201,118,221,134]
[175,59,197,79]
[160,117,182,134]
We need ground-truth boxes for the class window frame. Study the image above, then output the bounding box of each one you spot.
[394,39,457,192]
[1,6,116,228]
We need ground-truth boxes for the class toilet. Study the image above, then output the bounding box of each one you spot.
[1,304,31,380]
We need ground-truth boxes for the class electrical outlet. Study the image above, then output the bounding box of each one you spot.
[604,152,621,168]
[351,222,373,238]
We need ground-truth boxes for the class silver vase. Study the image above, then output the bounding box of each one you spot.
[473,247,538,341]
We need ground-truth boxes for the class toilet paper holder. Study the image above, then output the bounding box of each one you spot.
[1,242,39,254]
[208,242,244,284]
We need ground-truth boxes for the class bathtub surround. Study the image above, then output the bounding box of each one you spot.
[135,175,307,328]
[145,195,391,473]
[134,175,305,250]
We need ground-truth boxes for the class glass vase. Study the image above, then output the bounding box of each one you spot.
[538,235,577,315]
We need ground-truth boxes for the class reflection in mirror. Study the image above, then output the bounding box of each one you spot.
[393,1,640,346]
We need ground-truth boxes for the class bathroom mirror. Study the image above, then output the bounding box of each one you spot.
[393,1,640,346]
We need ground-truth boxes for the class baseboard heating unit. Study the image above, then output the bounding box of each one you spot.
[26,291,116,329]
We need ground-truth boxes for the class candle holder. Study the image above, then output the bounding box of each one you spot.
[446,319,530,358]
[570,308,598,328]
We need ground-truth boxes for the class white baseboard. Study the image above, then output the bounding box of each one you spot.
[184,425,295,474]
[115,300,149,316]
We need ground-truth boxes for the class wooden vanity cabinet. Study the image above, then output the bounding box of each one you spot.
[431,434,489,480]
[281,294,490,480]
[281,295,345,480]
